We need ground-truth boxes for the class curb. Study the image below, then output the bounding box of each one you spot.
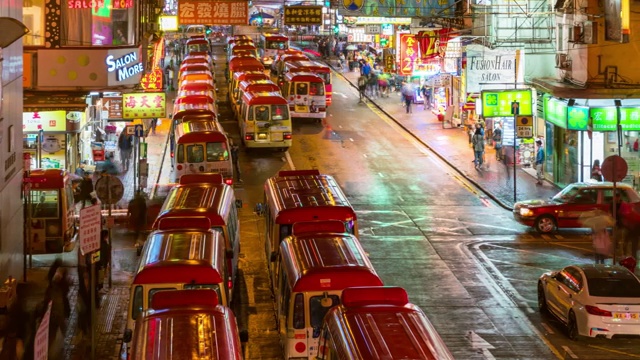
[328,62,514,211]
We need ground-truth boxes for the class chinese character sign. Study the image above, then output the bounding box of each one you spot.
[79,204,102,255]
[284,6,323,25]
[34,301,52,360]
[22,110,67,132]
[398,34,417,75]
[140,69,163,90]
[122,92,166,119]
[179,0,248,25]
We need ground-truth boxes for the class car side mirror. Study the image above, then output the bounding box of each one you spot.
[123,329,132,343]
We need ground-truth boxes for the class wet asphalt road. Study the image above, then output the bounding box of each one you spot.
[198,45,640,359]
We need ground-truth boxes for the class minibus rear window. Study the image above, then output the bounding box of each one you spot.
[132,286,144,320]
[148,288,177,308]
[309,295,340,337]
[293,293,305,329]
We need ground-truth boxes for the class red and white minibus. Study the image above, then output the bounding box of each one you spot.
[262,170,358,262]
[185,37,211,56]
[238,91,292,150]
[272,54,309,81]
[178,71,214,88]
[233,79,281,116]
[173,119,233,184]
[181,54,211,66]
[273,232,384,359]
[228,70,270,105]
[289,60,333,106]
[178,63,211,78]
[317,286,455,360]
[126,219,233,344]
[153,174,241,291]
[172,100,217,124]
[258,33,289,65]
[281,72,326,120]
[227,56,265,82]
[127,289,244,360]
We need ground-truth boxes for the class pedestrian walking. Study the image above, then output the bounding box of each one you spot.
[593,228,613,264]
[535,139,545,184]
[493,124,503,161]
[118,131,133,172]
[591,159,603,181]
[79,172,94,208]
[472,127,485,169]
[368,71,379,98]
[150,118,158,135]
[357,75,367,103]
[75,160,87,177]
[401,82,414,113]
[127,191,147,242]
[229,139,242,182]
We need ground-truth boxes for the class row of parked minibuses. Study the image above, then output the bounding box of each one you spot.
[257,169,455,359]
[121,36,246,359]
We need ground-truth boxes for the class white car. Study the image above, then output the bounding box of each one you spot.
[538,264,640,339]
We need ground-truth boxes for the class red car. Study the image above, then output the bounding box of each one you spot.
[513,182,640,233]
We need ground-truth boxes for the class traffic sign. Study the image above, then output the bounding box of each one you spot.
[95,175,124,205]
[516,126,533,138]
[79,204,102,255]
[602,155,628,182]
[134,124,144,137]
[92,251,101,264]
[516,116,532,126]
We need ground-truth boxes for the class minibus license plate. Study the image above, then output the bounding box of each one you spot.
[296,105,308,112]
[271,132,283,141]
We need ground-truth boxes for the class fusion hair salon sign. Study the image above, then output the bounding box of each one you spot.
[465,44,524,93]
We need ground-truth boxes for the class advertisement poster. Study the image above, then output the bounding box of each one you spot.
[41,135,66,169]
[122,92,166,119]
[179,0,248,25]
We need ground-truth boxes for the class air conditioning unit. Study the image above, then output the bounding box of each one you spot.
[555,53,571,70]
[583,21,598,44]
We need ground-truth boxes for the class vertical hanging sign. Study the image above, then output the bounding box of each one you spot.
[399,34,417,76]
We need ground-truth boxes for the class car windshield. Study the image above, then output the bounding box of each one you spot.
[587,276,640,297]
[551,184,584,203]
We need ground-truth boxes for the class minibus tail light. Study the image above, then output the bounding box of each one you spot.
[245,133,254,141]
[228,278,233,290]
[170,151,174,158]
[284,132,292,140]
[225,178,233,185]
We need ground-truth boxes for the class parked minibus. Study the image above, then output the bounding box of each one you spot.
[227,56,265,82]
[172,100,217,124]
[178,63,211,78]
[261,170,358,262]
[273,232,384,359]
[153,174,241,293]
[289,60,332,106]
[238,91,292,150]
[271,54,309,80]
[228,42,258,58]
[173,119,233,184]
[126,289,244,360]
[176,90,216,105]
[181,54,211,66]
[233,79,280,116]
[281,72,326,120]
[24,169,76,254]
[317,286,455,360]
[178,71,214,88]
[126,219,233,345]
[271,49,306,71]
[257,33,289,65]
[185,37,211,56]
[180,81,215,92]
[228,70,270,99]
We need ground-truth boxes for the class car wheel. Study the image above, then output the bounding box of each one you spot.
[535,215,556,233]
[537,283,549,315]
[567,311,580,341]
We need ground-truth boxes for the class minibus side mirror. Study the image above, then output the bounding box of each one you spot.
[235,199,243,209]
[239,329,249,343]
[123,329,132,343]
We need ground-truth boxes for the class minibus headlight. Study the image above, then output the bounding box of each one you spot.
[258,132,268,139]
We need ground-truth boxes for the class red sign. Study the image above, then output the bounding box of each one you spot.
[179,0,248,25]
[417,28,452,60]
[80,204,102,255]
[34,301,52,360]
[140,69,163,90]
[399,34,418,76]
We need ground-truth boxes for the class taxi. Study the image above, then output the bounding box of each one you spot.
[513,182,640,233]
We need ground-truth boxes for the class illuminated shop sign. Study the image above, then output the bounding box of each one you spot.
[106,51,144,82]
[481,90,533,118]
[68,0,133,9]
[122,92,166,119]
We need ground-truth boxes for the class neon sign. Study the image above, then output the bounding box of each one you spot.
[106,51,144,82]
[68,0,133,9]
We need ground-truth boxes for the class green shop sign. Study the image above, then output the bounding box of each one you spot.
[590,107,617,131]
[481,90,533,117]
[543,96,567,128]
[567,106,589,130]
[620,107,640,131]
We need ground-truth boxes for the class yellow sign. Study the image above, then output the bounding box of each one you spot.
[22,110,67,132]
[122,92,166,119]
[516,116,533,126]
[159,16,178,31]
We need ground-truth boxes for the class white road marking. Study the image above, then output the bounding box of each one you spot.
[349,138,354,142]
[363,154,368,158]
[285,151,295,170]
[398,195,405,202]
[333,91,348,98]
[561,346,578,359]
[466,331,496,360]
[378,172,384,178]
[541,322,555,335]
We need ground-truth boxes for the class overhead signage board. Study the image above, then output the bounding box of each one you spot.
[103,96,123,119]
[465,44,524,93]
[179,0,248,25]
[619,107,640,131]
[543,95,567,128]
[122,92,166,119]
[590,107,617,131]
[481,90,532,117]
[338,0,456,17]
[364,24,381,34]
[23,110,67,132]
[284,6,323,25]
[567,105,589,131]
[159,16,179,31]
[398,34,418,76]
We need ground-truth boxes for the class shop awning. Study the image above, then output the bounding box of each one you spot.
[24,91,88,112]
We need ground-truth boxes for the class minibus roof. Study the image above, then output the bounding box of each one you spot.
[134,229,225,285]
[264,171,355,223]
[176,119,225,135]
[25,169,67,189]
[324,286,455,360]
[284,72,324,83]
[154,183,235,229]
[175,94,214,105]
[232,71,269,82]
[239,80,280,93]
[280,234,383,292]
[241,91,288,105]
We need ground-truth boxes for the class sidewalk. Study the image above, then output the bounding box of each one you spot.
[336,66,560,209]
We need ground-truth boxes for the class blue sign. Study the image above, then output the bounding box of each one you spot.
[134,124,144,137]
